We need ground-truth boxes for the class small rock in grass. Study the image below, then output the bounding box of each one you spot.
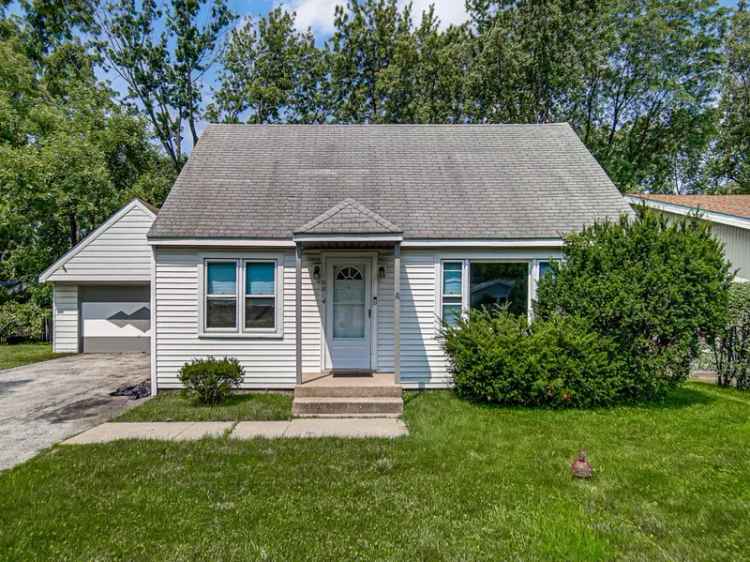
[571,449,593,479]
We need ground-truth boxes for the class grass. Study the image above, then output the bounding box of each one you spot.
[0,342,68,371]
[1,383,749,560]
[116,391,293,422]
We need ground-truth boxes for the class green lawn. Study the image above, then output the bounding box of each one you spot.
[1,383,749,560]
[117,391,293,422]
[0,343,68,371]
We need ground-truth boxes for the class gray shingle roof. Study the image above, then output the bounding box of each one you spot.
[149,124,631,240]
[295,198,402,234]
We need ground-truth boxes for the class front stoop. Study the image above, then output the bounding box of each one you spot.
[292,373,403,418]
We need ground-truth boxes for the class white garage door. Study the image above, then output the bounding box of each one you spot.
[79,286,150,353]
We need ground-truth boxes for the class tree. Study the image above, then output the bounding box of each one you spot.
[207,8,328,124]
[0,26,173,300]
[94,0,235,170]
[711,1,750,192]
[537,207,731,399]
[577,0,726,194]
[327,0,414,123]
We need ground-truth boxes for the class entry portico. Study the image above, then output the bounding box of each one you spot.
[293,198,403,386]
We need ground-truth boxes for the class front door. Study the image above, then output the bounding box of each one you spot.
[327,261,371,370]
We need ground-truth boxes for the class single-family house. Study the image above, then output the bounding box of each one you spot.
[41,124,630,415]
[626,194,750,281]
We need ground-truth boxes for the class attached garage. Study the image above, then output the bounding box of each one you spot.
[40,199,157,354]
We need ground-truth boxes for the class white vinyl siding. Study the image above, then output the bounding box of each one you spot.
[377,252,452,388]
[53,285,78,353]
[45,205,154,283]
[154,248,321,389]
[152,246,562,390]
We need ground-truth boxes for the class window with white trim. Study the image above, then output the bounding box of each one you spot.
[440,260,531,324]
[245,261,276,330]
[205,261,238,330]
[441,261,464,326]
[203,258,282,335]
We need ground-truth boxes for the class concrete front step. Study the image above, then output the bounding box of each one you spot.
[294,384,403,398]
[292,397,404,417]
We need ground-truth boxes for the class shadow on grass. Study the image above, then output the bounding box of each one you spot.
[410,384,716,415]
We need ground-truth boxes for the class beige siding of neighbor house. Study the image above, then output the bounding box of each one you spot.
[45,205,154,283]
[53,285,78,353]
[710,222,750,281]
[656,210,750,281]
[153,246,562,390]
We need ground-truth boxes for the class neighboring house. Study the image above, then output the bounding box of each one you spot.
[626,194,750,281]
[42,124,630,395]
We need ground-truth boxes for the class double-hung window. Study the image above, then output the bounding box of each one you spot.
[205,261,239,330]
[245,261,276,330]
[441,261,464,327]
[203,259,280,335]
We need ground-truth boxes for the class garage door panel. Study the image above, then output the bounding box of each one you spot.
[79,286,150,353]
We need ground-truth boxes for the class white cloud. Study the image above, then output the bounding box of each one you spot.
[280,0,469,34]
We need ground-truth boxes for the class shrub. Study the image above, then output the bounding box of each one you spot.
[0,301,50,342]
[536,207,731,401]
[442,308,624,408]
[711,283,750,389]
[179,357,244,405]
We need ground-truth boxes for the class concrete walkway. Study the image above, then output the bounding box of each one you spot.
[63,418,408,444]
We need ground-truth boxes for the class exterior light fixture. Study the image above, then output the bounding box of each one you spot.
[313,265,321,281]
[378,266,386,279]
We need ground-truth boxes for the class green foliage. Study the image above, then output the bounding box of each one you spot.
[206,7,327,124]
[0,301,50,341]
[537,207,732,399]
[94,0,236,169]
[711,1,750,192]
[711,282,750,388]
[0,24,173,296]
[178,357,244,405]
[442,308,624,408]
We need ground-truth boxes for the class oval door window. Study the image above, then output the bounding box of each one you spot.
[333,266,366,339]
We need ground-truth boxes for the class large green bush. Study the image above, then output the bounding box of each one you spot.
[0,301,50,341]
[179,357,244,405]
[443,208,731,407]
[536,207,731,400]
[711,282,750,389]
[443,308,624,408]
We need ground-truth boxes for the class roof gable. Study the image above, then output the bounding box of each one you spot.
[40,199,157,283]
[295,198,402,235]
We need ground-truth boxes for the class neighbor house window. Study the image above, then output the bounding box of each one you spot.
[245,261,276,330]
[205,261,238,329]
[470,262,529,316]
[441,261,464,326]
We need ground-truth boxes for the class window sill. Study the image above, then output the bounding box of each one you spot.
[198,331,284,340]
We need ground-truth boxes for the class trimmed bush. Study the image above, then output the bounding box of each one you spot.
[179,357,244,405]
[711,282,750,389]
[442,308,624,408]
[536,207,731,401]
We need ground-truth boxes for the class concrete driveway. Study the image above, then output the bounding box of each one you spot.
[0,353,150,471]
